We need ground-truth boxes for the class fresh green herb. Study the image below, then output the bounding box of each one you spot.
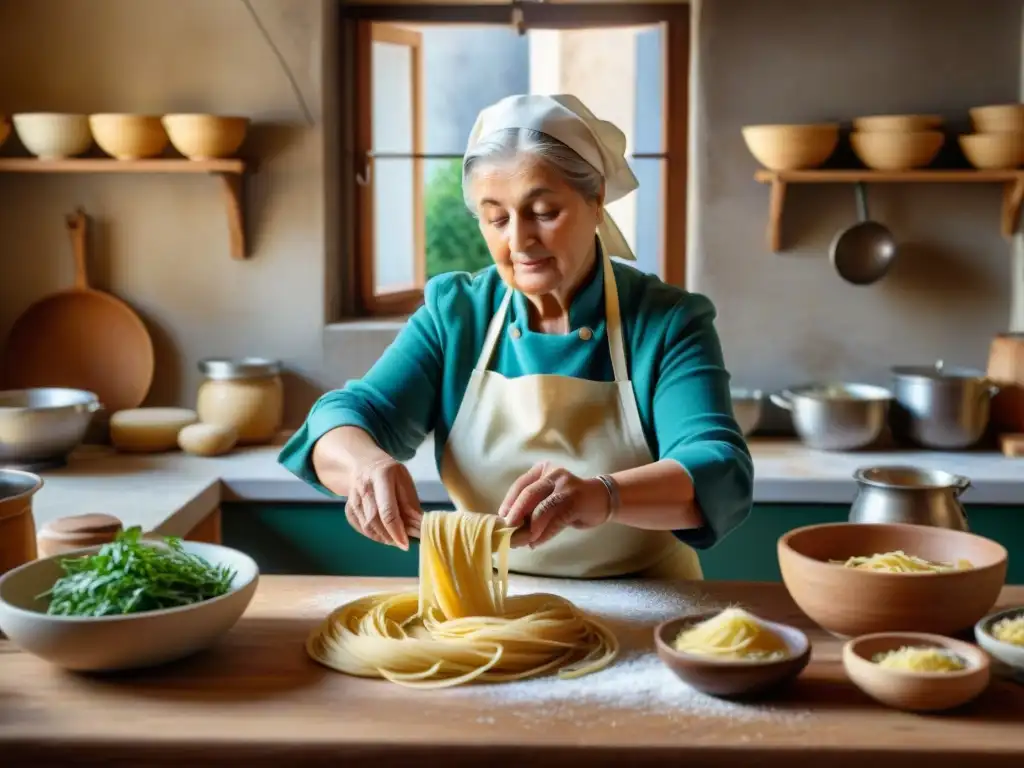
[38,526,236,617]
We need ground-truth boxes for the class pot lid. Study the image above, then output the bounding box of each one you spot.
[890,359,987,381]
[198,357,281,380]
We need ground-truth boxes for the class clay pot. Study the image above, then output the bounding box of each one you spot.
[778,522,1007,637]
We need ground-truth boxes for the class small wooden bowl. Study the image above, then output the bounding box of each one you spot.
[740,123,839,171]
[969,104,1024,133]
[654,611,811,699]
[843,632,990,712]
[975,606,1024,679]
[853,114,944,133]
[959,132,1024,170]
[850,130,945,171]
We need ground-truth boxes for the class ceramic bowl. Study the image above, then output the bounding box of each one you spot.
[89,114,168,160]
[778,522,1007,638]
[162,114,249,160]
[0,540,258,671]
[740,123,839,171]
[974,606,1024,679]
[843,632,990,712]
[12,113,92,159]
[654,611,812,699]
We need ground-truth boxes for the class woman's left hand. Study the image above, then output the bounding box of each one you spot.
[497,462,611,548]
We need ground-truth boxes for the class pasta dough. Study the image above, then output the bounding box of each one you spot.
[306,510,619,689]
[832,550,973,573]
[672,607,789,661]
[990,614,1024,646]
[872,646,966,672]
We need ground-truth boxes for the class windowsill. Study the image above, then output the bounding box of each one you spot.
[325,316,410,333]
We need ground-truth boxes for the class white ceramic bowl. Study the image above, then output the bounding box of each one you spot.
[0,540,258,671]
[975,606,1024,681]
[12,113,92,159]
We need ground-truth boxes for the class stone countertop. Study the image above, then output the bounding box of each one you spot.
[23,436,1024,539]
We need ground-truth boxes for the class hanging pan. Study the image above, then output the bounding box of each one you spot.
[1,209,154,413]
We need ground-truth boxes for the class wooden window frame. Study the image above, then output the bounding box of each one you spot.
[343,4,690,318]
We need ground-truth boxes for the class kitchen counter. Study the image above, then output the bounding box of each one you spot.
[2,577,1022,767]
[24,436,1024,539]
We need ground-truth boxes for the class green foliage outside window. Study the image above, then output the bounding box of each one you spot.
[424,158,493,278]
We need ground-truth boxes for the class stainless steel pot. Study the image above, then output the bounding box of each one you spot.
[730,387,763,436]
[0,388,100,468]
[889,360,1000,450]
[848,465,970,531]
[770,383,892,451]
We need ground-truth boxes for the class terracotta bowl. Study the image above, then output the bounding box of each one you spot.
[974,606,1024,680]
[852,113,944,133]
[850,130,944,171]
[0,540,258,672]
[12,113,92,159]
[89,114,168,160]
[843,632,990,712]
[969,104,1024,134]
[778,522,1007,638]
[654,611,811,699]
[959,132,1024,170]
[740,123,839,171]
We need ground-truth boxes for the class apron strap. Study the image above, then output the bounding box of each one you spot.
[473,249,629,381]
[601,249,629,383]
[474,288,514,372]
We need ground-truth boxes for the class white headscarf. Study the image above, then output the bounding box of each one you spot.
[465,93,639,262]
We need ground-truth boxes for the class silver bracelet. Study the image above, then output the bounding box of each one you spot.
[594,474,620,524]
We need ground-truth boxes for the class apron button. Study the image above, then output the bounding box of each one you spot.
[578,327,593,341]
[510,326,522,339]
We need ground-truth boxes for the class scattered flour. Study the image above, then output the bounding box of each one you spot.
[304,578,812,726]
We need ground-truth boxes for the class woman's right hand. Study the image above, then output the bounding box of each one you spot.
[344,456,423,550]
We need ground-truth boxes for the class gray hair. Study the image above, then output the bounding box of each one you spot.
[462,128,604,212]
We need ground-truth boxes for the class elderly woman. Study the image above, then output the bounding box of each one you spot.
[279,93,753,581]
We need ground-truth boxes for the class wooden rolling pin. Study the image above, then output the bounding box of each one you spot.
[37,513,124,558]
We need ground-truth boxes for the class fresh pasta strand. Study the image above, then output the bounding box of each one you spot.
[672,607,789,661]
[831,550,973,573]
[306,510,619,689]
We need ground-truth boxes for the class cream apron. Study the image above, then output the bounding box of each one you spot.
[439,250,703,580]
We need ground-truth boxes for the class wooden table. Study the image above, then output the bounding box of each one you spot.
[1,576,1022,767]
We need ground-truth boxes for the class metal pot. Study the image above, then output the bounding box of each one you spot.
[0,388,100,469]
[730,387,763,436]
[848,465,970,531]
[770,383,892,451]
[889,360,1000,450]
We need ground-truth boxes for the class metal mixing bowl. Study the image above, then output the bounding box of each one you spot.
[770,382,892,451]
[0,388,100,469]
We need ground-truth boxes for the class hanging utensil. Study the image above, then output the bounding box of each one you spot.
[829,182,898,285]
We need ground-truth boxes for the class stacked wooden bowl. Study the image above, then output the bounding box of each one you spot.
[849,114,945,171]
[960,104,1024,170]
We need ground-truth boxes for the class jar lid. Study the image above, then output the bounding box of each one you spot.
[40,513,123,540]
[198,357,282,380]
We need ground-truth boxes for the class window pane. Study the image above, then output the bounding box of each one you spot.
[372,40,414,154]
[424,157,491,279]
[373,157,417,292]
[618,157,665,278]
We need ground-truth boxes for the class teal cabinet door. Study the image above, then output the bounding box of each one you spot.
[222,502,1023,583]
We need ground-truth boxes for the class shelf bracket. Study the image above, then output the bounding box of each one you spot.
[214,172,247,260]
[767,177,787,252]
[1002,177,1024,238]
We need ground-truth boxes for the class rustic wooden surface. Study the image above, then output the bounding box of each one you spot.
[1,576,1022,767]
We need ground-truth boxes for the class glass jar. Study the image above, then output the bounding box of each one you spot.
[196,357,283,446]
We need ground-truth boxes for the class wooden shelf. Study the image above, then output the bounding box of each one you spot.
[0,158,249,259]
[754,169,1024,252]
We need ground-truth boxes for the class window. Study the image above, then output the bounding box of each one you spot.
[344,5,690,317]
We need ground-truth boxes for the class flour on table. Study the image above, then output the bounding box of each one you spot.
[305,578,811,725]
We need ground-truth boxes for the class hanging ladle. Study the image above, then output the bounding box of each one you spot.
[829,182,898,285]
